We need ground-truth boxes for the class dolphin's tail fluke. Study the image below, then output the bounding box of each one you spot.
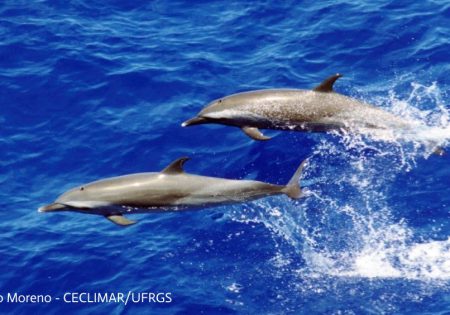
[433,146,445,156]
[282,159,308,199]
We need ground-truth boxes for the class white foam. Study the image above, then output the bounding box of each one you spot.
[336,238,450,280]
[230,81,450,282]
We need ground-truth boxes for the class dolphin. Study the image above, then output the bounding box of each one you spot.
[39,157,307,226]
[182,74,415,141]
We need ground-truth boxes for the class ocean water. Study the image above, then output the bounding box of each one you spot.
[1,0,450,314]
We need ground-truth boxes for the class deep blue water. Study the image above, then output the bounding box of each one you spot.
[1,0,450,314]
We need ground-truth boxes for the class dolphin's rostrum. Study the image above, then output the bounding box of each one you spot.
[39,157,307,226]
[182,74,414,140]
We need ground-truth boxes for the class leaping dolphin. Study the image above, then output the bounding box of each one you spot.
[39,157,307,226]
[182,74,415,141]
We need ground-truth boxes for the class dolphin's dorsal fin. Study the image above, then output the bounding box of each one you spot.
[313,73,343,92]
[161,157,190,174]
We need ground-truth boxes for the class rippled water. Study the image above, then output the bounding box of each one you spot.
[1,1,449,314]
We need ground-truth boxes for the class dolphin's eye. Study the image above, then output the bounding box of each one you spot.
[218,99,222,103]
[80,187,85,191]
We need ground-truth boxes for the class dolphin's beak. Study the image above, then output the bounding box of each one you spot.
[181,116,208,127]
[38,203,66,212]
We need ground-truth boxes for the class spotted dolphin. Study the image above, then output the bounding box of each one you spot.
[39,157,307,226]
[182,74,414,141]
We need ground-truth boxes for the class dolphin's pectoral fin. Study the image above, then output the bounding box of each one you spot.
[313,73,343,93]
[162,157,190,174]
[241,126,271,141]
[105,214,137,226]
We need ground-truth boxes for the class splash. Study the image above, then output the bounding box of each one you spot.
[231,81,450,281]
[376,81,449,155]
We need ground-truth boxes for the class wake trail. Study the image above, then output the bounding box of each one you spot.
[264,81,448,281]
